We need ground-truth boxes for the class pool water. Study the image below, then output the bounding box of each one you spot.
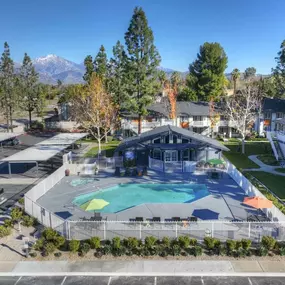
[73,183,209,213]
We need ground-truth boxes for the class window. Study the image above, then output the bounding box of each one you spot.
[264,112,271,119]
[165,151,177,161]
[182,138,189,143]
[173,135,178,143]
[165,135,170,143]
[153,138,160,144]
[193,116,203,121]
[180,116,188,122]
[277,112,283,119]
[182,149,189,161]
[153,149,161,159]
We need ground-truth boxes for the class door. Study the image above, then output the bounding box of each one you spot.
[136,149,149,166]
[164,150,178,161]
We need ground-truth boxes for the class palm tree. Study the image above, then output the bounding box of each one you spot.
[231,68,240,95]
[158,70,167,91]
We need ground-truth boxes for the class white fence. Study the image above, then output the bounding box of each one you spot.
[68,220,285,242]
[267,131,279,161]
[149,157,164,171]
[277,131,285,158]
[225,159,285,222]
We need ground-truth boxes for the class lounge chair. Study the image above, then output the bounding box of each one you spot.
[172,217,181,222]
[189,216,198,222]
[135,217,143,222]
[152,217,161,222]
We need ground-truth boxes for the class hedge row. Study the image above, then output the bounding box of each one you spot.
[31,229,285,258]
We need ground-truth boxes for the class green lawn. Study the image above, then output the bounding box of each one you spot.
[223,152,260,169]
[84,140,120,158]
[257,154,280,166]
[275,168,285,173]
[245,171,285,199]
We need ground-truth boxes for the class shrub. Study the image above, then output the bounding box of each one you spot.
[112,237,121,249]
[54,252,62,258]
[161,237,171,247]
[257,246,268,257]
[18,197,24,205]
[102,244,112,255]
[53,235,66,249]
[42,228,58,241]
[33,238,45,251]
[235,248,248,258]
[69,239,80,253]
[123,237,139,250]
[80,242,91,256]
[145,236,157,248]
[94,251,103,258]
[30,252,37,258]
[279,247,285,256]
[3,219,13,228]
[89,237,101,249]
[171,244,181,256]
[0,225,11,238]
[241,239,252,250]
[112,247,126,257]
[226,240,236,252]
[235,241,242,250]
[11,208,23,222]
[22,215,35,227]
[44,242,56,255]
[178,236,190,249]
[204,237,220,250]
[261,236,276,251]
[192,246,203,257]
[189,238,198,246]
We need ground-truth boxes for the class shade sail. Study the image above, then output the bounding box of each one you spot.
[80,199,109,211]
[207,158,224,165]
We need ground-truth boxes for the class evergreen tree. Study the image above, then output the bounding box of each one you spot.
[109,41,128,109]
[187,42,228,101]
[94,45,108,79]
[124,7,161,134]
[0,42,15,132]
[83,55,94,83]
[244,67,256,80]
[273,40,285,97]
[19,53,39,127]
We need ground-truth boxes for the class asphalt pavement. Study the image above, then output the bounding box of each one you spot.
[0,276,285,285]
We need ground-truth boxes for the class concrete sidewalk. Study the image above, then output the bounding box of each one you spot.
[1,260,285,276]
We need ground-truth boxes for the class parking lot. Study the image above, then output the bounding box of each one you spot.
[0,276,285,285]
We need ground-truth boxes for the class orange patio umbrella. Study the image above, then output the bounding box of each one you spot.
[243,196,273,209]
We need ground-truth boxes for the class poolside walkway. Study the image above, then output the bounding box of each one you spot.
[245,155,285,176]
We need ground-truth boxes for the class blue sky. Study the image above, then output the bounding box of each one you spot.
[0,0,285,74]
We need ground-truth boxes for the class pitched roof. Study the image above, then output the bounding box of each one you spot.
[116,125,229,152]
[263,98,285,112]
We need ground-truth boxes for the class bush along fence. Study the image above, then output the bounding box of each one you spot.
[29,228,285,259]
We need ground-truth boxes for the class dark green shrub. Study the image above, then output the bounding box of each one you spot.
[161,237,171,247]
[123,237,139,250]
[104,239,111,245]
[235,241,242,250]
[69,239,80,253]
[171,244,181,256]
[44,242,56,255]
[279,247,285,256]
[216,244,227,256]
[258,246,268,256]
[145,236,157,248]
[89,237,101,249]
[80,242,91,256]
[204,237,220,250]
[42,228,57,241]
[112,237,121,249]
[189,238,198,246]
[102,245,112,255]
[112,247,126,257]
[18,197,24,205]
[192,246,203,257]
[30,252,37,258]
[54,252,62,258]
[22,215,35,227]
[94,251,103,258]
[261,236,276,250]
[0,225,11,238]
[178,236,190,249]
[235,248,247,258]
[241,239,252,250]
[3,219,13,228]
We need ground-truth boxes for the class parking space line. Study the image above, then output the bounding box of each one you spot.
[14,276,22,285]
[60,276,67,285]
[248,277,253,285]
[154,276,157,285]
[201,276,204,285]
[107,276,112,285]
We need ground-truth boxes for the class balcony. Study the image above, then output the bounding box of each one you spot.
[192,120,209,127]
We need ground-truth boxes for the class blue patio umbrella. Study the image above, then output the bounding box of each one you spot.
[192,209,219,220]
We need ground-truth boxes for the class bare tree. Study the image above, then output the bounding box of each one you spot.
[224,85,260,153]
[70,73,118,155]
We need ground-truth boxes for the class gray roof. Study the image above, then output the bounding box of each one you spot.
[263,98,285,112]
[147,101,211,117]
[116,125,229,152]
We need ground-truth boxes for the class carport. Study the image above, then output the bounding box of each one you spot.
[0,133,23,152]
[1,144,68,177]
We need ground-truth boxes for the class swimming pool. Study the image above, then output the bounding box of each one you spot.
[73,183,209,213]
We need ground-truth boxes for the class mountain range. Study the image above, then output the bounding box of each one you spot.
[18,54,268,85]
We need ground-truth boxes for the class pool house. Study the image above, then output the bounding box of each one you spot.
[115,125,229,172]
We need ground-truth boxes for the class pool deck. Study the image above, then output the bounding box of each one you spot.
[37,170,258,221]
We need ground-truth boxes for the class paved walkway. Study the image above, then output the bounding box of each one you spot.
[1,260,285,275]
[245,155,285,176]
